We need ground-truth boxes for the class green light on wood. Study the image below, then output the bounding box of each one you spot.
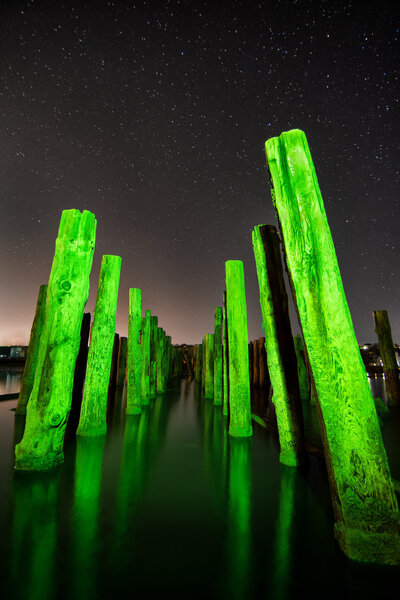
[214,307,223,406]
[77,254,122,437]
[225,260,252,438]
[265,128,399,563]
[141,310,151,404]
[204,333,214,399]
[127,288,142,414]
[15,209,96,470]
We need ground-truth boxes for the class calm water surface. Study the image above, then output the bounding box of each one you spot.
[0,377,399,599]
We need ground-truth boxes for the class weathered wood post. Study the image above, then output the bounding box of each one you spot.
[15,209,96,470]
[253,338,260,388]
[150,315,158,397]
[372,310,400,407]
[293,335,309,403]
[259,337,270,392]
[204,333,215,399]
[126,288,142,414]
[214,307,223,406]
[252,224,305,466]
[223,291,229,417]
[156,328,166,394]
[195,343,203,383]
[116,337,127,387]
[201,336,206,393]
[66,312,91,438]
[141,310,151,404]
[166,335,172,385]
[266,128,399,563]
[225,260,252,437]
[108,332,120,402]
[16,284,48,415]
[77,255,122,437]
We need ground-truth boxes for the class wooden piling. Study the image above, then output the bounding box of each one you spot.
[372,310,400,407]
[225,260,252,437]
[266,128,399,562]
[156,328,166,394]
[252,224,304,466]
[140,310,151,404]
[223,290,229,417]
[116,337,128,387]
[150,315,158,397]
[77,255,122,437]
[204,333,215,399]
[126,288,142,414]
[15,209,96,470]
[16,284,48,415]
[214,307,223,406]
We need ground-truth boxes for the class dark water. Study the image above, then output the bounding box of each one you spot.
[0,366,24,395]
[0,378,399,600]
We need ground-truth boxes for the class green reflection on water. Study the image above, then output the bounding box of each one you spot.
[10,472,59,600]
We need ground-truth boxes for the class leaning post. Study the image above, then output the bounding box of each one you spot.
[140,310,151,404]
[265,128,399,563]
[252,224,305,466]
[15,209,96,470]
[16,284,48,415]
[225,260,252,437]
[77,255,122,436]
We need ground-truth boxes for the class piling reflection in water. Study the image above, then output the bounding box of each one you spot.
[72,436,106,600]
[10,472,59,600]
[226,437,253,599]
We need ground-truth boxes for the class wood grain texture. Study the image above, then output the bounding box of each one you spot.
[265,129,399,563]
[372,310,400,407]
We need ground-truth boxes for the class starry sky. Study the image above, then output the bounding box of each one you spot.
[0,0,399,346]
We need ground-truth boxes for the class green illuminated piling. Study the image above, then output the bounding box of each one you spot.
[201,336,206,393]
[150,316,158,397]
[266,128,399,563]
[253,339,260,388]
[126,288,142,414]
[15,209,96,470]
[16,284,47,415]
[77,255,122,437]
[116,337,127,387]
[252,224,304,466]
[141,310,151,404]
[195,343,203,383]
[204,333,215,399]
[223,291,229,417]
[225,260,252,437]
[166,335,172,385]
[156,328,167,394]
[373,310,400,407]
[214,307,223,405]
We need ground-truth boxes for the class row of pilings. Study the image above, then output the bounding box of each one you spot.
[13,128,400,566]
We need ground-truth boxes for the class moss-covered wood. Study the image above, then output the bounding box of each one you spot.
[15,209,96,470]
[372,310,400,407]
[252,224,305,466]
[265,128,399,563]
[16,284,48,415]
[77,255,122,437]
[225,260,252,437]
[126,288,142,414]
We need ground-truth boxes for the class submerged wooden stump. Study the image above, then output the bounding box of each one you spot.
[225,260,252,437]
[77,255,122,437]
[15,209,96,470]
[372,310,400,407]
[214,307,223,406]
[16,284,48,415]
[265,128,399,563]
[252,224,305,466]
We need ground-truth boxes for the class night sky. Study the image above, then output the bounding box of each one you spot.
[1,0,399,346]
